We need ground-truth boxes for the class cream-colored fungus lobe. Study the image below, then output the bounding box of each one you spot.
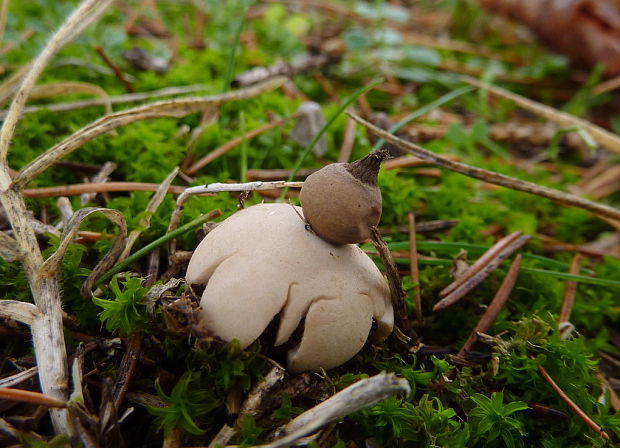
[186,203,393,373]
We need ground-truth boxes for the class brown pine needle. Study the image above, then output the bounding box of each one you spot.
[441,232,522,298]
[348,113,620,222]
[537,363,609,440]
[434,235,530,312]
[458,254,522,357]
[22,182,197,198]
[558,254,582,324]
[0,387,67,408]
[185,113,299,175]
[408,212,422,325]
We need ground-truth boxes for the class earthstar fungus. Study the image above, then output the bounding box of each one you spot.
[300,149,391,245]
[186,203,393,372]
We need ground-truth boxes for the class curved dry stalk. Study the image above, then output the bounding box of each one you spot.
[41,207,128,298]
[349,112,620,222]
[0,0,113,434]
[14,76,287,188]
[0,0,113,163]
[30,81,112,115]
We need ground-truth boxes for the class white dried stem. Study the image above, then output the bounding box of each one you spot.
[166,181,303,254]
[14,77,286,188]
[119,167,178,260]
[55,197,74,230]
[0,299,39,325]
[80,161,117,206]
[264,373,410,448]
[0,366,38,388]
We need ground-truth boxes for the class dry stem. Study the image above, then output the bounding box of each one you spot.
[349,113,620,223]
[0,0,113,434]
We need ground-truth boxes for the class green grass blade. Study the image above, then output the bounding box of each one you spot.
[286,78,384,184]
[98,211,221,286]
[371,86,474,151]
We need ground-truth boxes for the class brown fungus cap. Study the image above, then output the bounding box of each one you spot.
[300,150,390,245]
[186,203,393,373]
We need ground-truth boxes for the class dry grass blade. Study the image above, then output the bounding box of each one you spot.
[41,207,128,297]
[0,2,113,432]
[441,232,522,298]
[433,235,530,311]
[264,373,410,448]
[0,366,38,388]
[559,254,582,324]
[463,77,620,155]
[0,387,67,408]
[30,81,112,115]
[14,76,287,188]
[458,254,522,357]
[0,0,113,163]
[337,115,357,163]
[349,113,620,222]
[537,363,609,440]
[0,299,39,325]
[0,84,212,119]
[119,167,179,260]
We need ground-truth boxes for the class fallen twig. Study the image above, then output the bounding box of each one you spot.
[349,113,620,223]
[263,373,410,448]
[458,254,522,357]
